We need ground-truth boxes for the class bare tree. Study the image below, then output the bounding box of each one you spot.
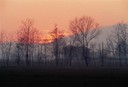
[17,19,41,66]
[110,23,128,66]
[70,16,101,66]
[105,36,117,66]
[0,31,13,66]
[98,42,105,67]
[63,33,80,67]
[42,37,50,66]
[0,31,6,60]
[89,42,97,66]
[49,24,65,66]
[36,44,43,66]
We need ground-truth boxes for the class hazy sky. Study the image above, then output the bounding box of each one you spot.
[1,0,128,35]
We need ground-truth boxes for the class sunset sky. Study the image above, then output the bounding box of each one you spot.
[0,0,128,35]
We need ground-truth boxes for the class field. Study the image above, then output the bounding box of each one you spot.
[0,67,128,87]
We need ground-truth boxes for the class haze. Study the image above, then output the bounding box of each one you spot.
[1,0,128,35]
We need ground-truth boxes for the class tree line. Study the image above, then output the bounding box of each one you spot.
[0,16,128,67]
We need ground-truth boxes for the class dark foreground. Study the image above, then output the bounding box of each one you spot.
[1,67,128,87]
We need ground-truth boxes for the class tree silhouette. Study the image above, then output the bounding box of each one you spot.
[108,23,128,66]
[0,31,13,66]
[17,19,41,66]
[70,16,101,66]
[49,24,65,66]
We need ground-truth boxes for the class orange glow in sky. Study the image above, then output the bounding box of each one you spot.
[41,32,69,44]
[42,35,53,44]
[1,0,128,36]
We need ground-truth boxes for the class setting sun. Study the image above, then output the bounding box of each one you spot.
[42,35,53,44]
[41,32,69,44]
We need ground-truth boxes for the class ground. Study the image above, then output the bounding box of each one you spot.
[0,66,128,87]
